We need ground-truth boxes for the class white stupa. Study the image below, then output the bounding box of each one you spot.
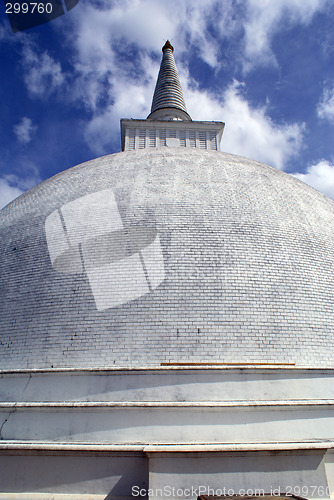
[0,41,333,500]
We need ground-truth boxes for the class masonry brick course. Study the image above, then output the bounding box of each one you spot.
[0,148,333,369]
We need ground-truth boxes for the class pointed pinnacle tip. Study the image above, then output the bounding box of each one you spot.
[162,40,174,52]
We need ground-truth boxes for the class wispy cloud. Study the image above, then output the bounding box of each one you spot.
[84,79,155,154]
[83,69,305,171]
[292,160,334,200]
[242,0,330,71]
[184,78,304,169]
[60,0,305,170]
[13,117,37,144]
[21,44,65,97]
[0,178,23,209]
[0,160,42,209]
[317,86,334,123]
[62,0,236,110]
[6,0,328,198]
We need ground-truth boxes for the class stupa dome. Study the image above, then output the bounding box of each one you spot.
[1,147,333,370]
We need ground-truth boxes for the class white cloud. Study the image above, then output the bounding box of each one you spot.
[63,0,303,167]
[46,0,322,173]
[184,79,304,169]
[84,75,156,154]
[69,0,230,66]
[64,0,237,111]
[317,86,334,123]
[71,0,175,67]
[13,117,37,144]
[0,22,12,41]
[21,45,65,97]
[84,69,304,170]
[67,0,329,80]
[292,160,334,199]
[0,163,42,209]
[1,0,332,206]
[0,178,23,209]
[243,0,329,71]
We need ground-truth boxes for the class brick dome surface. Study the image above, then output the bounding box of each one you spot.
[0,148,333,369]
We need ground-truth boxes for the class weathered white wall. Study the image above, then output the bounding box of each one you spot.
[1,368,334,402]
[1,404,334,444]
[1,368,334,445]
[0,450,331,499]
[148,451,330,500]
[0,453,147,499]
[325,450,334,499]
[1,368,333,498]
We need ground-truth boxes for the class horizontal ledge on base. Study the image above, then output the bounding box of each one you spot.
[143,441,334,452]
[1,366,334,374]
[1,400,334,409]
[0,440,334,453]
[0,495,110,499]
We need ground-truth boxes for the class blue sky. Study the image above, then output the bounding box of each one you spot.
[0,0,334,208]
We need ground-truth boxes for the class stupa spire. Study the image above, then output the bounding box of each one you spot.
[147,40,191,121]
[121,41,224,151]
